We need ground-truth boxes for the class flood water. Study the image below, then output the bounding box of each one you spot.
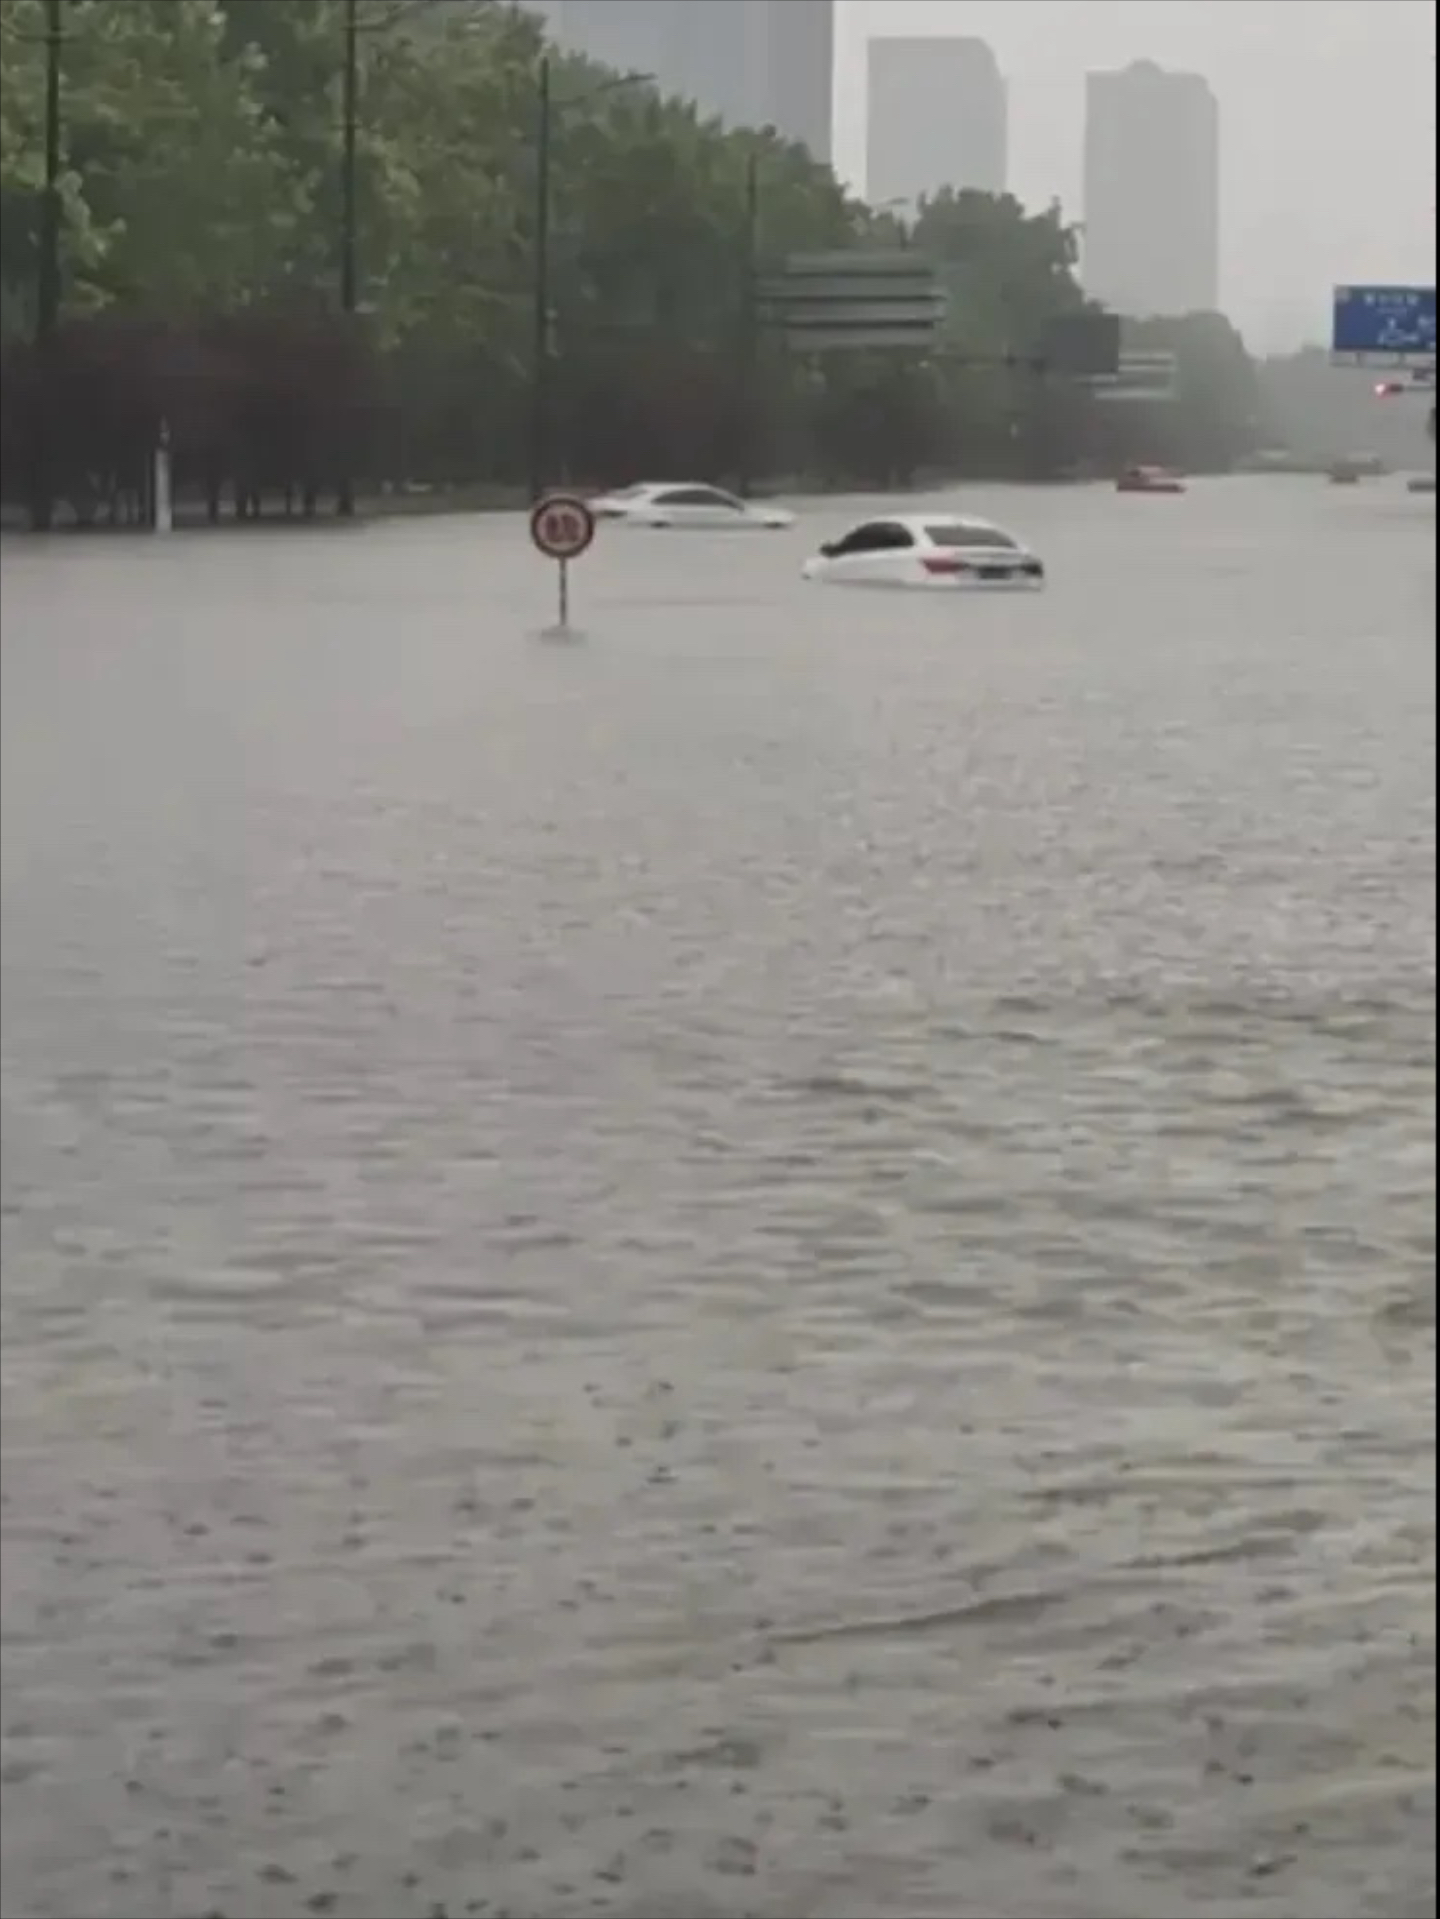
[1,478,1435,1919]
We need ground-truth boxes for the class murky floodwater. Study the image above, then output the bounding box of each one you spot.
[2,478,1435,1919]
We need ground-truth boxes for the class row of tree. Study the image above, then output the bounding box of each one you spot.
[0,0,1267,526]
[1254,346,1435,471]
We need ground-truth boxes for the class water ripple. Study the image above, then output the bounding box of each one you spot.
[2,480,1435,1919]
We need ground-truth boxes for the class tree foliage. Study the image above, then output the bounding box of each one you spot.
[1254,345,1434,471]
[0,0,1262,520]
[1104,312,1261,473]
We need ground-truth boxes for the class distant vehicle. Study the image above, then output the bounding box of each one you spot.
[801,514,1045,590]
[588,483,794,530]
[1116,464,1186,495]
[1406,474,1436,495]
[1237,448,1312,476]
[1328,452,1386,484]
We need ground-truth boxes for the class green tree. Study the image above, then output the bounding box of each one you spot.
[216,0,534,338]
[1124,311,1260,470]
[906,188,1091,474]
[1,0,1267,511]
[914,188,1085,355]
[0,0,105,329]
[0,0,304,316]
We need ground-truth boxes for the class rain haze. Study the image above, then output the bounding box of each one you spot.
[1,3,1436,1917]
[839,0,1437,351]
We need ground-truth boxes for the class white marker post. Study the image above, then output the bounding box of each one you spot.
[153,417,173,535]
[529,492,596,634]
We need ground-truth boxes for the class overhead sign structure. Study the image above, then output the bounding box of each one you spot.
[529,492,595,632]
[1043,310,1122,380]
[761,251,946,353]
[1088,350,1179,404]
[1330,285,1436,368]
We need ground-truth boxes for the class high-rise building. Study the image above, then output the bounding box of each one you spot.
[866,37,1007,212]
[526,0,653,77]
[665,1,759,131]
[756,0,834,165]
[1082,61,1220,319]
[535,0,833,163]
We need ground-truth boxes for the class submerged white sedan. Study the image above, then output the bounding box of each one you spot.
[588,482,794,530]
[802,514,1046,589]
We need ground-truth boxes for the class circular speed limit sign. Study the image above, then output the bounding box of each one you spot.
[529,493,596,561]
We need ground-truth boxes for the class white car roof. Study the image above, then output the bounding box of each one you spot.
[908,513,1006,535]
[624,481,731,496]
[836,513,1015,539]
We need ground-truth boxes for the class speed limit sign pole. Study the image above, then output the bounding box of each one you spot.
[529,492,596,631]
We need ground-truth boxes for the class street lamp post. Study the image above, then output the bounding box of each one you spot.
[340,0,358,319]
[528,58,653,502]
[528,54,553,504]
[337,0,359,517]
[735,152,760,499]
[872,197,913,248]
[31,0,63,532]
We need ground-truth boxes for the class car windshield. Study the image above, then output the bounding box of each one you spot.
[924,523,1018,550]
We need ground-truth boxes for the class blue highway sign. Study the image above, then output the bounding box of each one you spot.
[1331,285,1436,364]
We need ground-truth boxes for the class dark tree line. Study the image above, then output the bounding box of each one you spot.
[0,0,1267,528]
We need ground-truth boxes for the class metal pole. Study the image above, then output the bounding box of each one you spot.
[736,151,759,499]
[153,417,173,535]
[528,55,552,503]
[31,0,62,532]
[337,0,358,517]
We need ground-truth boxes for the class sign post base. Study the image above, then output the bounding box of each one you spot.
[154,445,173,535]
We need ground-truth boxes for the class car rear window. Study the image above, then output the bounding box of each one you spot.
[924,523,1017,549]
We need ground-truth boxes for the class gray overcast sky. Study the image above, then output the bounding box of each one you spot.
[837,0,1436,351]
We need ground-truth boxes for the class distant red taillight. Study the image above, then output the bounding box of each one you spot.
[921,554,969,575]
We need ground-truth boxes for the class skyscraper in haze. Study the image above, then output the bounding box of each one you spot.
[866,37,1007,212]
[1082,61,1220,319]
[756,0,833,165]
[530,0,653,79]
[536,1,833,163]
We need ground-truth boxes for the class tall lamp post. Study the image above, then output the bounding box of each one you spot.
[528,55,553,506]
[337,0,359,516]
[30,0,63,532]
[735,151,759,499]
[871,196,913,247]
[336,0,426,515]
[528,57,653,502]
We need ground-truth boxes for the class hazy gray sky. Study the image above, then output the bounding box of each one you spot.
[837,0,1436,351]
